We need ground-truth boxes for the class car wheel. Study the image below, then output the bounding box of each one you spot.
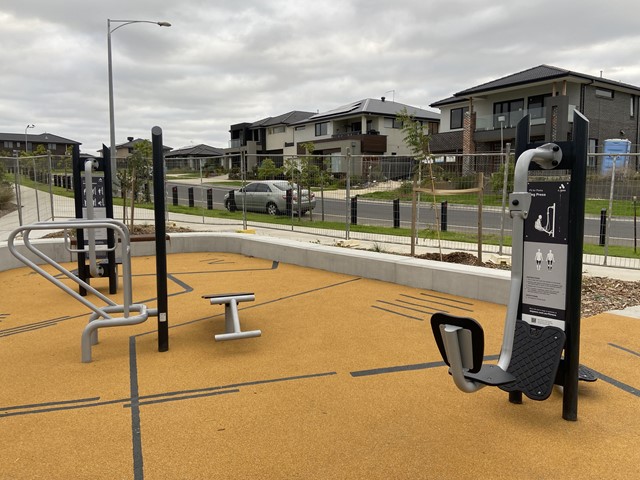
[266,202,279,215]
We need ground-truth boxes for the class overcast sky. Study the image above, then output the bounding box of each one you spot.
[2,0,640,154]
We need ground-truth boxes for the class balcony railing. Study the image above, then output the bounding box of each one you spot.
[475,105,577,131]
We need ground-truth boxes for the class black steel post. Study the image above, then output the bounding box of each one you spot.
[71,145,88,296]
[102,145,117,295]
[188,187,194,208]
[207,189,213,210]
[152,126,169,353]
[562,111,589,421]
[351,196,358,225]
[285,188,292,216]
[393,198,400,228]
[172,186,178,206]
[441,201,448,232]
[599,208,607,246]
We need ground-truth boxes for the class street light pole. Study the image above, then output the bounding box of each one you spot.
[107,19,171,194]
[25,124,35,153]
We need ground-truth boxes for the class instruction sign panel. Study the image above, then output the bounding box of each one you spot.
[521,180,570,330]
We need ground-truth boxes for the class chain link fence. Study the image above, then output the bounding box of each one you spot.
[2,151,639,269]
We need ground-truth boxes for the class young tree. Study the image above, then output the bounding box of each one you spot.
[257,158,282,179]
[120,140,152,230]
[298,142,318,220]
[398,108,443,259]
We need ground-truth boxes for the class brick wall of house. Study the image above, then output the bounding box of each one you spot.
[462,111,476,154]
[582,86,639,152]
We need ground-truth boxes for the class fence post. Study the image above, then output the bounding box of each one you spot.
[172,186,178,206]
[207,189,213,210]
[441,201,448,232]
[350,195,358,225]
[188,187,194,208]
[393,198,400,228]
[599,208,607,246]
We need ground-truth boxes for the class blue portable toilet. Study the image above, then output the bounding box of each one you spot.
[601,139,631,174]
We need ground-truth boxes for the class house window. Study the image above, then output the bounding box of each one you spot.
[595,88,614,99]
[4,141,13,148]
[527,94,551,119]
[384,117,403,129]
[48,143,57,150]
[295,126,305,131]
[450,107,468,129]
[493,99,524,127]
[631,97,635,117]
[315,122,328,136]
[271,126,285,134]
[588,138,598,167]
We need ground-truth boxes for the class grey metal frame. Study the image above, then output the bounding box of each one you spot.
[7,219,154,362]
[438,143,563,392]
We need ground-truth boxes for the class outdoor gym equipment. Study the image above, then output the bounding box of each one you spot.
[8,218,151,362]
[8,129,170,362]
[202,293,262,341]
[431,111,595,421]
[72,146,118,295]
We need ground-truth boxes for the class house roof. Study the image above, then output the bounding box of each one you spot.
[251,111,316,128]
[430,64,640,107]
[297,98,440,123]
[0,132,80,145]
[165,144,224,157]
[116,138,171,151]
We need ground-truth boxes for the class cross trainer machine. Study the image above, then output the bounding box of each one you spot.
[430,111,595,421]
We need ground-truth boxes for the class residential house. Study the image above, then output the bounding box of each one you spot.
[224,98,440,177]
[165,144,225,171]
[429,65,640,172]
[110,137,172,169]
[0,132,80,156]
[223,111,315,171]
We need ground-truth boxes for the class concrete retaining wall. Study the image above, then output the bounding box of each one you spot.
[1,232,511,305]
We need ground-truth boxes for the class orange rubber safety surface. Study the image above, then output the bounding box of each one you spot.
[0,252,638,479]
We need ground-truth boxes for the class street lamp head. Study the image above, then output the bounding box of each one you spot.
[26,124,35,129]
[157,21,171,27]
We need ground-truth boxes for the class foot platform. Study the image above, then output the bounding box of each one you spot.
[203,293,262,341]
[499,320,565,400]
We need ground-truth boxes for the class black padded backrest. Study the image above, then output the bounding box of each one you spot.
[430,313,485,374]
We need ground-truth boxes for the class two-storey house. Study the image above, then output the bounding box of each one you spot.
[0,132,80,156]
[429,65,640,171]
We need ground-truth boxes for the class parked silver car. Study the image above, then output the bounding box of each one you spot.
[224,180,316,215]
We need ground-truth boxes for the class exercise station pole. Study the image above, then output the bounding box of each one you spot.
[152,126,169,352]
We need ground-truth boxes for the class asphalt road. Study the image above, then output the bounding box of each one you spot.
[166,182,637,247]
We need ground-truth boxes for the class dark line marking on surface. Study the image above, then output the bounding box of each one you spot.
[173,260,279,277]
[0,316,73,338]
[199,258,235,265]
[395,298,452,312]
[0,372,337,418]
[136,371,338,404]
[594,371,640,397]
[124,389,240,407]
[129,337,144,480]
[136,277,361,334]
[350,355,500,377]
[0,396,101,412]
[419,292,474,305]
[371,305,423,321]
[399,294,474,312]
[609,343,640,358]
[376,300,439,315]
[0,398,129,418]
